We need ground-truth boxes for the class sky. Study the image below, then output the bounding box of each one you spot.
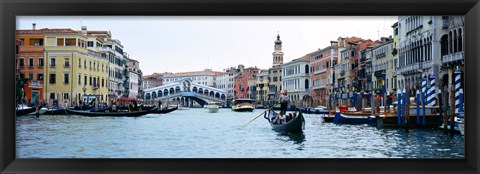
[17,16,397,75]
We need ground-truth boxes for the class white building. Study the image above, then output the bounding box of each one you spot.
[126,58,142,99]
[281,55,311,104]
[162,69,221,87]
[371,37,395,94]
[215,66,241,101]
[396,16,464,96]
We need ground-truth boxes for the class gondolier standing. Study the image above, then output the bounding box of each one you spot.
[279,90,290,115]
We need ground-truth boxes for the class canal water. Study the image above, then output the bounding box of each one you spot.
[16,108,464,158]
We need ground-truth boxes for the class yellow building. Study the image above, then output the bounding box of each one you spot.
[256,69,269,105]
[41,28,108,106]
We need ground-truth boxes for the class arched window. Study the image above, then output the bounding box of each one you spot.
[453,30,458,53]
[459,28,463,52]
[305,79,309,89]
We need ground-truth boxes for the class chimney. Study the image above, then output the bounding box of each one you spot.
[81,26,87,35]
[32,23,36,30]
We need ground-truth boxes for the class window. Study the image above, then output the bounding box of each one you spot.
[49,73,56,84]
[19,57,24,67]
[64,73,69,84]
[79,58,81,67]
[38,57,44,67]
[87,41,94,47]
[20,39,24,46]
[63,93,69,100]
[93,77,97,87]
[29,39,43,46]
[89,76,92,85]
[78,74,81,84]
[50,57,56,67]
[84,60,87,69]
[64,57,70,67]
[37,73,43,80]
[28,73,33,80]
[102,78,104,87]
[28,57,34,67]
[65,38,76,46]
[57,38,64,46]
[84,75,87,85]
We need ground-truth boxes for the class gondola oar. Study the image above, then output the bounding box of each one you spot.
[242,107,273,128]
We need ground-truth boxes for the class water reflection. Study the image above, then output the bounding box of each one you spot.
[277,132,305,144]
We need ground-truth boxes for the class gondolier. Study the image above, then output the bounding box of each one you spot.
[278,90,290,116]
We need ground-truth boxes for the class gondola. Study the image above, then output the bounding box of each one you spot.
[151,106,178,114]
[65,106,157,117]
[16,104,36,116]
[264,109,305,133]
[39,107,68,115]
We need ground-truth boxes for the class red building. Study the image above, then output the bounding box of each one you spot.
[16,24,45,105]
[234,66,259,99]
[309,41,338,106]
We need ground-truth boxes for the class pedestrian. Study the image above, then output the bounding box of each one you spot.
[158,100,163,110]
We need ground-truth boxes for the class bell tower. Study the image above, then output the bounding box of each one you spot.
[272,33,284,67]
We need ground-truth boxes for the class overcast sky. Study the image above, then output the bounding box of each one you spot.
[17,16,397,75]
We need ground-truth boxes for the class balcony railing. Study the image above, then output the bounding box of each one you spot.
[442,51,464,64]
[314,69,327,74]
[28,80,43,88]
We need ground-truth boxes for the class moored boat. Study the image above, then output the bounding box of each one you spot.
[16,104,36,116]
[264,109,304,133]
[65,106,156,117]
[333,109,373,124]
[231,99,255,112]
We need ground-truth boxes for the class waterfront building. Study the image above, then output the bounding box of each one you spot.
[281,55,311,106]
[267,34,284,102]
[16,27,110,107]
[309,41,338,106]
[161,69,222,87]
[255,69,269,105]
[234,66,259,99]
[16,23,45,104]
[143,73,164,89]
[396,16,464,106]
[371,37,395,95]
[126,58,143,99]
[215,66,241,104]
[86,29,128,102]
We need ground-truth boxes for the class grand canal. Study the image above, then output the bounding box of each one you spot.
[16,108,464,158]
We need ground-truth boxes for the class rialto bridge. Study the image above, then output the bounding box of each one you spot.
[143,79,227,107]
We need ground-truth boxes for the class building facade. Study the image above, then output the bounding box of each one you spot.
[281,55,311,106]
[309,42,338,106]
[255,69,269,105]
[126,58,143,99]
[396,16,464,105]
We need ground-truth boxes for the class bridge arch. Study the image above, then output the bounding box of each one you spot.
[145,93,151,100]
[198,88,203,94]
[175,86,181,93]
[215,93,220,98]
[221,94,226,100]
[152,91,157,99]
[193,86,197,93]
[163,89,169,96]
[204,89,209,96]
[169,88,174,94]
[209,91,214,97]
[158,90,163,97]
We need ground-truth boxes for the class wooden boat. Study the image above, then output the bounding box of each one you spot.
[151,106,178,114]
[332,106,375,124]
[204,102,220,113]
[321,115,335,123]
[370,105,442,128]
[65,106,156,117]
[16,104,36,116]
[264,109,304,133]
[231,99,255,112]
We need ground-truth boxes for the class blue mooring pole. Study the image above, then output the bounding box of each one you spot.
[416,90,420,125]
[397,89,401,126]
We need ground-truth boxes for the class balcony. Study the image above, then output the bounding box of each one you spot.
[28,80,43,88]
[442,51,464,64]
[314,68,327,74]
[312,84,326,90]
[99,47,115,53]
[398,63,420,75]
